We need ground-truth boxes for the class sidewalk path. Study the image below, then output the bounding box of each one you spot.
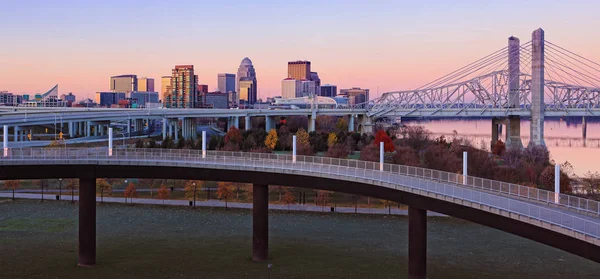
[0,193,446,217]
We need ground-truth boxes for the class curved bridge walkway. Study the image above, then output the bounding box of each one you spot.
[2,148,600,278]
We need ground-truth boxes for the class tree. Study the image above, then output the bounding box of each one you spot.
[392,146,421,166]
[277,125,292,151]
[336,118,349,133]
[36,179,49,201]
[398,126,430,151]
[423,144,461,173]
[157,184,170,205]
[296,128,310,146]
[96,178,112,203]
[380,199,394,215]
[359,143,380,162]
[327,132,337,147]
[316,115,335,133]
[522,144,550,167]
[66,180,78,203]
[264,129,278,150]
[124,182,138,204]
[217,182,234,209]
[296,143,315,156]
[315,190,330,212]
[491,140,506,156]
[271,185,285,201]
[282,189,296,209]
[184,180,203,208]
[374,130,394,152]
[232,182,246,201]
[224,127,243,147]
[139,179,155,198]
[4,180,20,200]
[326,143,349,158]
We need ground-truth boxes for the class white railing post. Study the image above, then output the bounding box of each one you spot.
[379,142,384,171]
[3,125,7,157]
[108,127,113,156]
[293,135,297,163]
[463,151,468,185]
[555,164,560,204]
[202,131,206,158]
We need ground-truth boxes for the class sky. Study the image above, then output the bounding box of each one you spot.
[1,0,599,101]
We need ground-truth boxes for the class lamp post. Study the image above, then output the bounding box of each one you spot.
[124,179,128,204]
[192,182,197,208]
[58,178,62,200]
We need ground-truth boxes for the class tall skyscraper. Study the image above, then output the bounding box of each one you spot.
[236,58,257,105]
[164,65,198,108]
[217,73,235,93]
[300,80,317,97]
[161,76,171,102]
[138,77,155,92]
[339,87,370,105]
[320,84,337,98]
[110,75,137,92]
[310,72,321,95]
[239,78,256,104]
[288,61,311,80]
[281,78,302,99]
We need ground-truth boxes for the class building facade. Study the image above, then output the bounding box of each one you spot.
[161,76,171,102]
[217,73,235,94]
[204,92,229,109]
[236,57,257,105]
[60,92,76,103]
[110,75,138,92]
[300,80,318,97]
[0,91,22,106]
[164,65,198,108]
[138,77,155,92]
[339,87,369,105]
[95,92,126,107]
[281,78,302,99]
[288,61,311,80]
[320,84,337,97]
[128,91,159,107]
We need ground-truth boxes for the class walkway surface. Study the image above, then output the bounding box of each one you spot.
[0,192,446,216]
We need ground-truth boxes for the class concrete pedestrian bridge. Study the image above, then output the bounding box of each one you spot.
[1,148,600,278]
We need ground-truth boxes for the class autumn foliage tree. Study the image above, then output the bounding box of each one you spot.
[326,143,349,158]
[184,180,203,207]
[4,180,20,200]
[492,140,506,156]
[282,188,296,209]
[296,128,310,146]
[223,126,243,151]
[315,190,330,212]
[124,182,138,204]
[157,184,170,205]
[327,132,337,147]
[96,178,112,203]
[374,130,394,152]
[217,182,234,209]
[264,129,278,150]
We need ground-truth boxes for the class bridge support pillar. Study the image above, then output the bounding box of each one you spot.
[68,122,74,138]
[408,206,426,279]
[505,116,523,149]
[491,118,500,149]
[162,118,167,140]
[348,115,355,132]
[245,116,251,131]
[86,122,91,138]
[265,116,275,132]
[530,28,546,147]
[227,116,239,131]
[252,183,269,261]
[78,176,96,267]
[358,115,374,134]
[308,115,316,132]
[13,126,19,142]
[174,120,179,141]
[79,122,83,137]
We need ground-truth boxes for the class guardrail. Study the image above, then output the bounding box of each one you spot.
[1,147,600,241]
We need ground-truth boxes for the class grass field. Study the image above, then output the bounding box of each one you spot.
[0,200,597,279]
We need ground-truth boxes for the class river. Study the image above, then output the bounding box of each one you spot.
[403,118,600,176]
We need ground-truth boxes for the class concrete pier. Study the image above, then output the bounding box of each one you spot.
[408,206,426,279]
[78,176,96,267]
[252,184,269,261]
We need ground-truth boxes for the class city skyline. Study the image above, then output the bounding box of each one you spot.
[1,0,599,100]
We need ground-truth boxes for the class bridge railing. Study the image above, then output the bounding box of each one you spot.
[3,147,600,217]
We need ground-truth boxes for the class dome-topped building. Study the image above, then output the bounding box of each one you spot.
[236,57,257,105]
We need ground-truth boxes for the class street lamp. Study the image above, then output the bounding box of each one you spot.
[192,182,197,208]
[124,179,128,204]
[58,178,62,200]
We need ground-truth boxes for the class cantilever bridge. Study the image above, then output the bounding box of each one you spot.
[1,147,600,279]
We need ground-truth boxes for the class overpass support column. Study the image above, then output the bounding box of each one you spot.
[252,183,269,261]
[78,176,97,267]
[348,115,355,132]
[86,122,91,137]
[162,118,167,140]
[174,120,179,141]
[408,206,427,279]
[68,122,74,138]
[530,28,546,147]
[265,116,275,132]
[13,126,19,142]
[308,115,316,132]
[245,116,251,131]
[491,118,500,149]
[505,116,523,149]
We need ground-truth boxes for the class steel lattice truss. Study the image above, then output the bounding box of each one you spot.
[337,39,600,117]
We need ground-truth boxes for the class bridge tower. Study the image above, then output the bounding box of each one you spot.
[530,28,546,146]
[505,36,523,149]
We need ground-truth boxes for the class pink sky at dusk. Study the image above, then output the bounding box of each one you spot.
[1,0,599,101]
